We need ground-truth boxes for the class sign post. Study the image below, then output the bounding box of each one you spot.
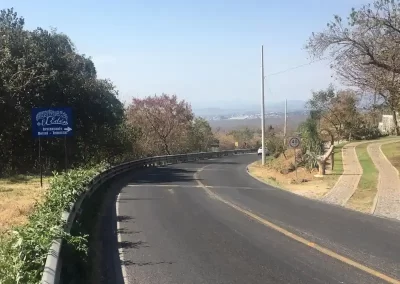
[288,137,301,179]
[39,137,42,187]
[31,107,74,186]
[64,136,68,171]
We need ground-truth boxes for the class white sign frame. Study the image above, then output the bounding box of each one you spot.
[288,137,301,148]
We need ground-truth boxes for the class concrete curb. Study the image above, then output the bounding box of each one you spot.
[370,143,381,215]
[370,140,400,215]
[379,141,400,176]
[342,143,364,206]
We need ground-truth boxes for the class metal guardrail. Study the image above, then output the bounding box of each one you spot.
[40,149,253,284]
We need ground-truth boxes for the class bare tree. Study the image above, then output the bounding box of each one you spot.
[306,0,400,74]
[306,0,400,135]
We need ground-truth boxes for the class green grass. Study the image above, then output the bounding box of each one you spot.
[332,143,346,175]
[346,143,378,213]
[381,141,400,175]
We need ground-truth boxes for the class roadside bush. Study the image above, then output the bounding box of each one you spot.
[266,136,285,156]
[352,125,383,140]
[298,118,324,170]
[0,164,107,283]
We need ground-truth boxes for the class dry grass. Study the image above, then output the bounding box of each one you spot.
[248,144,347,199]
[0,175,49,233]
[248,161,331,199]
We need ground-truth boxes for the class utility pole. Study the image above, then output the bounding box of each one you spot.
[261,45,266,165]
[284,98,287,145]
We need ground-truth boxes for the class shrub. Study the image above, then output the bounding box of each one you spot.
[298,118,324,170]
[266,136,285,156]
[0,164,107,283]
[352,125,383,140]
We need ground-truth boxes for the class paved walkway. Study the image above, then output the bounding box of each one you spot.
[322,141,366,205]
[368,141,400,220]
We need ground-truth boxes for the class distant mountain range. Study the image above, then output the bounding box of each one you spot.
[193,100,307,120]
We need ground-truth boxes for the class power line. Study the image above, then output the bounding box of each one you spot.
[266,57,329,77]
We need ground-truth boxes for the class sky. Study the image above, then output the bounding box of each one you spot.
[3,0,370,109]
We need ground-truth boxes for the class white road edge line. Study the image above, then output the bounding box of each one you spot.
[116,193,129,283]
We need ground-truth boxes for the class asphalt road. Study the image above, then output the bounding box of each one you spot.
[98,154,400,284]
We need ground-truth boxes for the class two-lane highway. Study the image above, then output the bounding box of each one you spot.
[98,154,400,284]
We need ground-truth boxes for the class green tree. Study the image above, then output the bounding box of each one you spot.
[188,117,215,152]
[307,86,360,140]
[229,127,254,145]
[0,8,130,174]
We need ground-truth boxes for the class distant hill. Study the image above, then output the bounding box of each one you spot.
[193,100,307,117]
[266,100,307,112]
[208,111,308,131]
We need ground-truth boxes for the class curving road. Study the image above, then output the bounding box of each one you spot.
[96,154,400,284]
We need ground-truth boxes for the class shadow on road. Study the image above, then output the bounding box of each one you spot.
[191,160,240,165]
[86,158,245,283]
[120,158,243,185]
[87,166,182,284]
[121,260,176,267]
[128,167,198,185]
[116,228,141,235]
[87,170,142,284]
[116,215,134,222]
[118,197,163,201]
[118,240,149,249]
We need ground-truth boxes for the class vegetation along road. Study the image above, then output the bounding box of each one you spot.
[94,154,400,284]
[4,0,400,282]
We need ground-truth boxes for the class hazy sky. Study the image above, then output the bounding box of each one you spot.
[4,0,370,108]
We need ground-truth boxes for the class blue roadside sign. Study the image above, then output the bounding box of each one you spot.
[31,107,73,137]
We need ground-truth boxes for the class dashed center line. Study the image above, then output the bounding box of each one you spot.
[127,184,274,191]
[194,165,400,284]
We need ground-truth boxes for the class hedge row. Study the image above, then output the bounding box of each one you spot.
[0,164,107,283]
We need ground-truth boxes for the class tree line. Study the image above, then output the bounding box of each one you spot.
[291,0,400,172]
[0,8,218,176]
[305,0,400,136]
[7,0,394,176]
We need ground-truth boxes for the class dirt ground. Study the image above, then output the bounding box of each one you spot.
[0,176,49,233]
[248,149,339,200]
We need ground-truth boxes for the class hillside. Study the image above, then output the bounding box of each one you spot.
[206,111,308,131]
